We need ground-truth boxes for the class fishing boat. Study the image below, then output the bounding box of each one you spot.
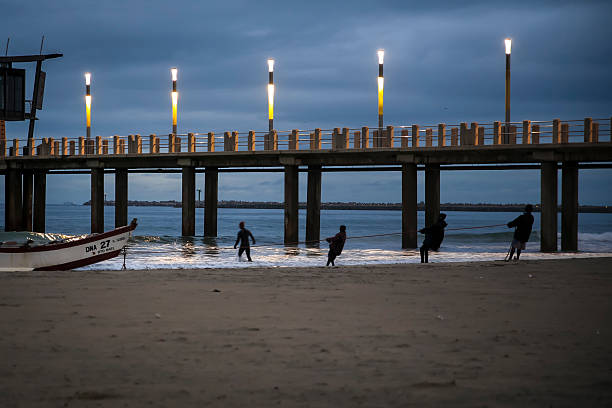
[0,219,138,271]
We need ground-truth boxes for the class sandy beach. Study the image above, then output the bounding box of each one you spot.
[1,257,611,407]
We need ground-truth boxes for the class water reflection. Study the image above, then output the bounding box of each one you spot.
[202,236,221,256]
[283,246,300,256]
[178,237,197,258]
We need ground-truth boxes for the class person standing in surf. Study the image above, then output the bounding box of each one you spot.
[234,221,256,262]
[505,204,534,261]
[419,213,448,263]
[326,225,347,266]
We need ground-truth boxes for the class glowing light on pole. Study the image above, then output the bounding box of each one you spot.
[171,67,178,135]
[377,49,384,129]
[85,72,92,141]
[267,58,274,133]
[504,38,511,133]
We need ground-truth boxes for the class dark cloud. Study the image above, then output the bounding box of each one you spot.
[1,0,611,204]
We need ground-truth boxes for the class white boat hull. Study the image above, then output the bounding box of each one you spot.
[0,220,137,271]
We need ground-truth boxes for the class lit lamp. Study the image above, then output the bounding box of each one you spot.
[377,49,384,129]
[85,72,92,141]
[267,58,274,133]
[171,67,178,135]
[504,38,511,142]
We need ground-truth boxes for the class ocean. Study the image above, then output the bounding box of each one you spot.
[2,204,611,269]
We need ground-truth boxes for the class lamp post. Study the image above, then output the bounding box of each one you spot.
[377,49,384,130]
[171,67,178,135]
[85,72,91,144]
[267,58,274,134]
[504,38,511,143]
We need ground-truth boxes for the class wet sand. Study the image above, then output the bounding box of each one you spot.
[1,257,611,407]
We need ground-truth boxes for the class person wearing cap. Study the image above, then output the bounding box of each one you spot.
[419,213,448,263]
[326,225,347,266]
[505,204,534,261]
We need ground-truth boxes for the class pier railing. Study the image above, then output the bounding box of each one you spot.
[1,117,610,158]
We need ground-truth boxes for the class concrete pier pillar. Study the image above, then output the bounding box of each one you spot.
[33,171,46,233]
[284,165,299,246]
[91,168,105,233]
[22,170,33,231]
[540,162,558,252]
[182,167,196,236]
[425,164,440,228]
[561,162,578,251]
[402,163,418,249]
[4,168,22,231]
[306,165,322,246]
[115,169,128,228]
[204,167,218,237]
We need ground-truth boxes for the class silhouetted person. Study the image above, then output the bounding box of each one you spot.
[326,225,347,266]
[234,221,256,262]
[506,204,534,261]
[419,213,448,263]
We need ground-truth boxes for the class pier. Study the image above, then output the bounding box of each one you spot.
[1,117,612,252]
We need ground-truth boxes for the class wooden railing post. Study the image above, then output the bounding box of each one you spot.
[386,126,394,148]
[493,121,501,144]
[149,134,156,153]
[95,136,101,154]
[400,128,409,148]
[412,125,419,148]
[78,137,85,155]
[187,133,195,152]
[469,122,478,146]
[532,124,540,144]
[425,128,433,147]
[332,128,340,150]
[584,117,593,143]
[561,123,569,143]
[207,132,215,152]
[136,134,142,153]
[592,122,599,143]
[552,119,561,143]
[460,123,468,145]
[248,131,256,151]
[313,128,322,150]
[10,139,19,156]
[477,126,485,145]
[361,126,369,148]
[102,140,109,155]
[289,129,299,150]
[113,135,119,154]
[522,120,531,144]
[341,127,350,149]
[451,128,458,146]
[168,134,175,153]
[353,131,361,148]
[69,140,75,155]
[61,137,67,155]
[271,130,278,150]
[231,131,239,151]
[224,131,231,152]
[438,124,446,147]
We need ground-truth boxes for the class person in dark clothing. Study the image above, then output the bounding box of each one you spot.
[419,213,448,263]
[234,221,256,262]
[326,225,347,266]
[505,204,534,261]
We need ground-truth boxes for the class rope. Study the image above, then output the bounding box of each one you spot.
[214,223,508,250]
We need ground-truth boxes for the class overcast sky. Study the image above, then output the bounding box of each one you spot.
[2,0,611,205]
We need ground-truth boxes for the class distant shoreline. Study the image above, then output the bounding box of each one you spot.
[79,200,612,213]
